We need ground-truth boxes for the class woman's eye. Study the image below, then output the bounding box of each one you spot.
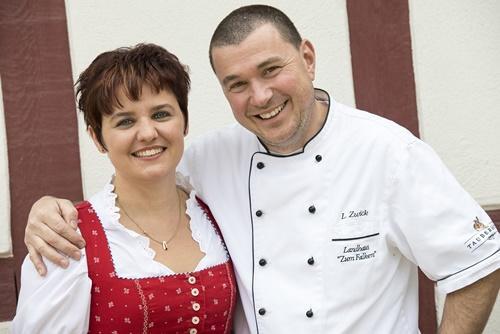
[116,118,133,127]
[153,111,170,120]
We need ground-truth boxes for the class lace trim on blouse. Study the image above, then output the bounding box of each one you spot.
[87,173,229,278]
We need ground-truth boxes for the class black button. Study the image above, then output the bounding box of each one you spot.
[307,257,315,265]
[258,308,266,315]
[256,210,263,217]
[306,309,314,318]
[257,162,265,169]
[315,155,322,162]
[259,259,267,266]
[308,205,316,214]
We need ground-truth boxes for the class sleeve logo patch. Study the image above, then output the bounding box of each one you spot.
[465,217,497,252]
[473,216,487,231]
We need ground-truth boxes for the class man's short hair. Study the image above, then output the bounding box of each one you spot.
[209,5,302,71]
[76,43,190,147]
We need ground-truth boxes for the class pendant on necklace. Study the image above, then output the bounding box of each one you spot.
[162,241,168,251]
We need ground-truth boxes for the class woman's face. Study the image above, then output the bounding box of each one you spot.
[91,85,186,184]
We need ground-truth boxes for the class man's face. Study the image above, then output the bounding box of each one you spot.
[211,24,320,154]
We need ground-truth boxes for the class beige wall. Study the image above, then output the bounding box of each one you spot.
[409,1,500,332]
[410,0,500,209]
[0,321,10,334]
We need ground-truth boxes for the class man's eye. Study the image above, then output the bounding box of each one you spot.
[229,82,247,92]
[153,111,170,120]
[116,118,133,127]
[264,66,280,76]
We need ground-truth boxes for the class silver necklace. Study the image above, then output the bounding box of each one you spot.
[117,189,183,251]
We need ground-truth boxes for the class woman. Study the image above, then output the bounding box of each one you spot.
[12,44,236,333]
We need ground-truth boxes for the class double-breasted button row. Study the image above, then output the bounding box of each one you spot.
[257,155,322,169]
[254,155,320,323]
[257,207,319,216]
[258,206,315,216]
[258,307,314,318]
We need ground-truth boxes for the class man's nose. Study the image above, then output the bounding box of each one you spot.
[249,81,272,108]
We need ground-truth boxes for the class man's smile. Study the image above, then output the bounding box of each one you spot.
[258,100,288,120]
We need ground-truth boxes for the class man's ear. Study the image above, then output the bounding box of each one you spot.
[300,39,316,81]
[88,126,106,153]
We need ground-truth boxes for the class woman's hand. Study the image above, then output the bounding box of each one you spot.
[25,196,85,276]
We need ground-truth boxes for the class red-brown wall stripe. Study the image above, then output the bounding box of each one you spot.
[346,0,436,333]
[0,0,83,320]
[489,210,500,231]
[346,0,420,137]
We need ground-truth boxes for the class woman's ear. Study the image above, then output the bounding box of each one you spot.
[88,126,106,153]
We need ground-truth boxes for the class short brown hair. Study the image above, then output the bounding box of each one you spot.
[209,5,302,71]
[76,43,190,147]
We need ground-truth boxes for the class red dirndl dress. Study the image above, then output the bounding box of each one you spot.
[77,198,237,334]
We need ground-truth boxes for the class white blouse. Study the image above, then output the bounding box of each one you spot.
[12,175,229,334]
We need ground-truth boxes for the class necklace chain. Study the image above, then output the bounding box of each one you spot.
[117,188,183,251]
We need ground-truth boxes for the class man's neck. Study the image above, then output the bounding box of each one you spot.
[266,89,330,155]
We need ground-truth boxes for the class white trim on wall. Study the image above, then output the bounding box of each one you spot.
[0,75,12,258]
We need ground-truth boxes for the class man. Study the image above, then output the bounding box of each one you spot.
[24,5,499,333]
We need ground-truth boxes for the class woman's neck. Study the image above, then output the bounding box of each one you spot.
[113,172,180,216]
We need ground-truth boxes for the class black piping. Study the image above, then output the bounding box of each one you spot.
[248,152,260,334]
[331,232,380,242]
[437,248,499,282]
[257,88,332,157]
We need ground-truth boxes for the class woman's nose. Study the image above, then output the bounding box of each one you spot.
[136,119,158,142]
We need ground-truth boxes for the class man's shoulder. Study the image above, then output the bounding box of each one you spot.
[188,122,256,153]
[333,101,418,147]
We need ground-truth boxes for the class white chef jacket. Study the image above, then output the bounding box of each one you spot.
[179,89,499,334]
[12,176,231,334]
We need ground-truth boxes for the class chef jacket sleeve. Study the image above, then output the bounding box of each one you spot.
[387,139,499,294]
[11,246,91,333]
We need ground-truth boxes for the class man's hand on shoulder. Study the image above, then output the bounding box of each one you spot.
[25,196,85,276]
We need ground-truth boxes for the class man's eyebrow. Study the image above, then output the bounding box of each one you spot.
[222,57,283,86]
[257,57,282,70]
[222,75,240,87]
